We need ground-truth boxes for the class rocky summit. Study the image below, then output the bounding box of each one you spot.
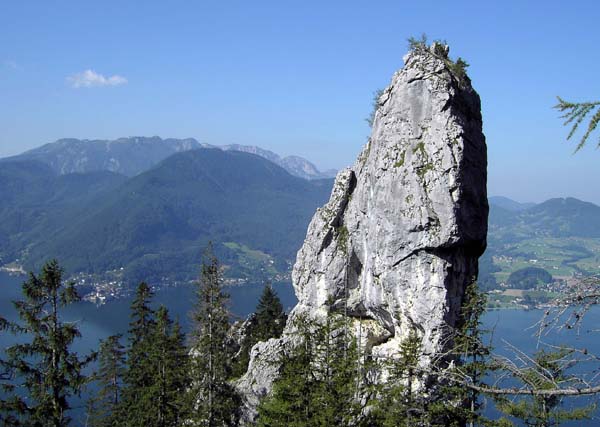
[237,43,488,421]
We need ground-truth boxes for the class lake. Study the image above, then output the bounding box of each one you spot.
[1,271,599,425]
[0,271,298,354]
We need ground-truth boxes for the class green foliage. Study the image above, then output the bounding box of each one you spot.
[146,306,190,426]
[335,224,349,253]
[496,347,595,426]
[446,280,495,426]
[393,150,406,168]
[119,282,157,425]
[417,163,434,179]
[554,97,600,151]
[257,313,366,426]
[118,284,190,427]
[370,330,426,426]
[506,267,553,290]
[0,260,95,426]
[187,244,241,426]
[407,34,470,86]
[408,33,429,52]
[88,334,126,427]
[232,284,287,377]
[366,88,384,128]
[253,284,287,342]
[448,57,470,81]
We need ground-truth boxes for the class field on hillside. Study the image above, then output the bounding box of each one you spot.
[491,237,600,283]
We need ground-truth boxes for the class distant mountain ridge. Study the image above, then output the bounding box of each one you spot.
[3,137,337,180]
[488,196,600,238]
[488,196,536,212]
[204,143,337,180]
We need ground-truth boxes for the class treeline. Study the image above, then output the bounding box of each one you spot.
[0,252,594,426]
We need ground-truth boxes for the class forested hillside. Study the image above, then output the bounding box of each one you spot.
[0,149,332,287]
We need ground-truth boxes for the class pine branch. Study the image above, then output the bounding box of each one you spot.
[554,97,600,151]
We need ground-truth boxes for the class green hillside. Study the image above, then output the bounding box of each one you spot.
[8,149,332,286]
[484,197,600,288]
[0,160,127,263]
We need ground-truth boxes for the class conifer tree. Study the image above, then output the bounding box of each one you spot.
[232,283,287,377]
[438,280,493,427]
[425,281,508,427]
[0,259,95,426]
[370,329,426,427]
[119,282,157,426]
[187,244,240,426]
[147,306,190,427]
[311,313,364,426]
[88,334,126,427]
[257,313,365,426]
[256,316,317,427]
[253,283,286,343]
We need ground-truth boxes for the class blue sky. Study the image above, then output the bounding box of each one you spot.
[1,1,599,203]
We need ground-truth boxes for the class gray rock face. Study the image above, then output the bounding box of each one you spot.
[237,44,488,421]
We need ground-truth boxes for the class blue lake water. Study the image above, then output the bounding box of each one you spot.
[0,271,298,353]
[1,271,599,425]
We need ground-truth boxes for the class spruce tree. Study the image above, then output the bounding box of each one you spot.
[119,282,157,426]
[0,259,95,426]
[433,280,493,427]
[88,334,126,427]
[256,315,319,427]
[147,306,190,427]
[187,244,240,426]
[370,329,426,427]
[232,283,287,377]
[257,313,364,426]
[253,283,286,343]
[425,281,507,427]
[311,313,363,426]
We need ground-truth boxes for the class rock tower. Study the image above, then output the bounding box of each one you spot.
[237,43,488,421]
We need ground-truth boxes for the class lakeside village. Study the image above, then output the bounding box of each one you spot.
[0,260,586,309]
[1,262,291,306]
[487,276,580,310]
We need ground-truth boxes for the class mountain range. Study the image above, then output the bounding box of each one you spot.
[3,136,337,180]
[1,137,599,295]
[0,143,333,288]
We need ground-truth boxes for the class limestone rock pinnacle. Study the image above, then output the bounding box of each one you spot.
[236,44,488,422]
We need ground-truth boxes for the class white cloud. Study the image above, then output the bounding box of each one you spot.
[68,69,128,88]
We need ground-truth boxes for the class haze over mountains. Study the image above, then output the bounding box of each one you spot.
[1,137,599,297]
[3,136,337,180]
